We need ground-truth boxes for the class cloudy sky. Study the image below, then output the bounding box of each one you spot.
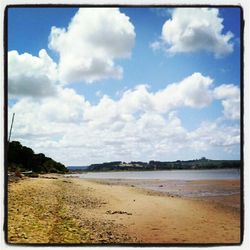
[8,7,241,166]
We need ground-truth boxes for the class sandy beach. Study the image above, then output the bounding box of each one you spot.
[7,175,241,244]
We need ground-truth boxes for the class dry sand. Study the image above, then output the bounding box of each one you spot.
[7,176,241,244]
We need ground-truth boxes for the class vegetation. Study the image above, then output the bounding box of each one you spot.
[87,158,241,172]
[7,141,241,174]
[8,141,68,174]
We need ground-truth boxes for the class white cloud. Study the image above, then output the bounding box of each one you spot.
[153,72,213,112]
[119,85,154,114]
[83,73,213,127]
[150,41,162,51]
[8,72,240,165]
[213,84,240,120]
[8,8,135,99]
[8,50,58,98]
[213,84,239,99]
[188,121,240,149]
[153,8,234,57]
[49,8,135,84]
[9,87,89,131]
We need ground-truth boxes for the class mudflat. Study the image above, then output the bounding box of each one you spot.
[7,176,241,244]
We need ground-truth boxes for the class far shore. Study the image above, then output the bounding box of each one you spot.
[66,166,240,173]
[7,174,241,244]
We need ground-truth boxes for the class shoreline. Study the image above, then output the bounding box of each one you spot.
[7,175,241,244]
[85,178,241,209]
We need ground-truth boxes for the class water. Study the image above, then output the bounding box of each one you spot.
[76,168,240,181]
[67,166,88,171]
[65,169,240,201]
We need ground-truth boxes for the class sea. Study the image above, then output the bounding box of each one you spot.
[74,168,240,181]
[65,168,240,199]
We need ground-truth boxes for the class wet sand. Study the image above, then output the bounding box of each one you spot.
[7,176,241,244]
[90,178,240,209]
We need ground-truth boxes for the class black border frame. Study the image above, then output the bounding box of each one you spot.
[3,3,244,247]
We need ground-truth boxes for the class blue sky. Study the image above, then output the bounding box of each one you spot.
[8,7,241,165]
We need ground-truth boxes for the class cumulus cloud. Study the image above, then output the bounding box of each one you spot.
[8,8,135,99]
[153,72,213,112]
[213,84,239,99]
[8,50,58,98]
[9,97,240,165]
[188,121,240,150]
[84,72,213,122]
[49,8,135,83]
[8,72,240,165]
[152,8,234,57]
[10,87,89,130]
[213,84,240,120]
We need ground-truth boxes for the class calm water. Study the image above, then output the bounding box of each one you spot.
[76,168,240,181]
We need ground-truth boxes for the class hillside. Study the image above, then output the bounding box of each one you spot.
[8,141,68,174]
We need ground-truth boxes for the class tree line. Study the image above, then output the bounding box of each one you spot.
[7,141,68,174]
[87,158,241,172]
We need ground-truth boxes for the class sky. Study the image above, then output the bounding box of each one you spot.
[7,7,242,166]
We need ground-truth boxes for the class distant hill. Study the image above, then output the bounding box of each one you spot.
[87,158,241,172]
[8,141,68,174]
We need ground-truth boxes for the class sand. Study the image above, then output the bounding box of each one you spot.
[7,176,241,244]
